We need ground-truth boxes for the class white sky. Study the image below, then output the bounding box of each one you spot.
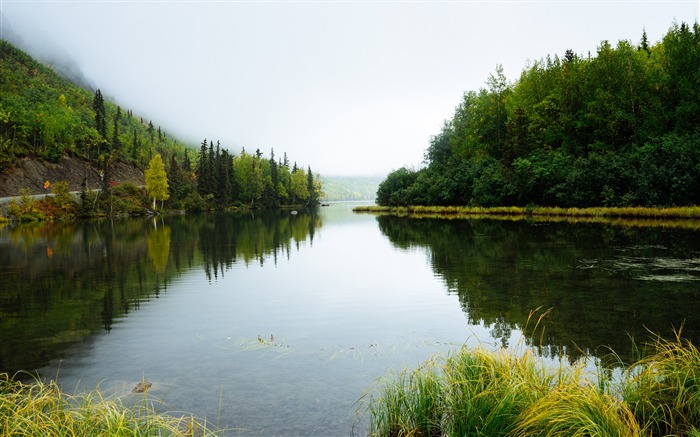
[1,1,698,176]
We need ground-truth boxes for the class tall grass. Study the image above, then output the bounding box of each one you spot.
[353,205,700,229]
[514,369,642,437]
[0,373,221,436]
[353,205,700,219]
[362,331,700,436]
[622,330,700,436]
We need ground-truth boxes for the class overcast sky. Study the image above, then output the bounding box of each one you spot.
[1,1,698,176]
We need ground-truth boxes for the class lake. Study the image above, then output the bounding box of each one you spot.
[1,203,700,435]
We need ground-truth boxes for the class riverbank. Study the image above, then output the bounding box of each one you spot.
[0,373,223,436]
[354,205,700,229]
[363,331,700,436]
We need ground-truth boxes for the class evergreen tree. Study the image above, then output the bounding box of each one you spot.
[168,153,185,205]
[183,149,192,172]
[92,89,107,140]
[307,166,316,206]
[111,106,122,154]
[197,139,210,196]
[208,140,217,196]
[131,130,138,161]
[640,29,651,54]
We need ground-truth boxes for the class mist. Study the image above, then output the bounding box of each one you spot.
[1,2,697,177]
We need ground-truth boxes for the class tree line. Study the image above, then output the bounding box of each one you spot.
[0,39,322,213]
[161,139,321,211]
[377,22,700,208]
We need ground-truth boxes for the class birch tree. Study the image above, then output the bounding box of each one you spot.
[145,153,169,209]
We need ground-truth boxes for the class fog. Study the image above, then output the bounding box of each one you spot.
[1,1,697,176]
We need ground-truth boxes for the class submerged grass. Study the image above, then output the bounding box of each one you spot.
[362,330,700,437]
[0,373,221,436]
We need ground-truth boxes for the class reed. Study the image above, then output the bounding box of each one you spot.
[514,368,642,437]
[353,204,700,218]
[441,347,552,436]
[353,205,700,229]
[0,373,220,436]
[363,359,444,437]
[362,346,556,437]
[362,331,700,437]
[622,330,700,436]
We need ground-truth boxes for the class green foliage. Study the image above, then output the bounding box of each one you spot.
[0,39,194,177]
[376,22,700,208]
[6,184,78,222]
[376,167,419,206]
[144,153,169,209]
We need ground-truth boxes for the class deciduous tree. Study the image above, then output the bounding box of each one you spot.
[145,153,169,210]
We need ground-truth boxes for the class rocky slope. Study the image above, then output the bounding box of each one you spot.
[0,157,144,197]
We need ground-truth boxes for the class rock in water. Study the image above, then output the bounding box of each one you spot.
[132,380,152,393]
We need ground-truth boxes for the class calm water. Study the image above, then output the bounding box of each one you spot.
[1,203,700,435]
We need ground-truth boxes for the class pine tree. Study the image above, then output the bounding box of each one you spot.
[197,139,209,195]
[307,166,316,206]
[111,106,122,154]
[207,140,216,195]
[92,89,107,140]
[168,153,184,204]
[640,29,651,54]
[183,149,192,172]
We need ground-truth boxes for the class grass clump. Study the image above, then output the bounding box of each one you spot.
[514,372,642,437]
[362,331,700,436]
[623,331,700,436]
[0,373,221,436]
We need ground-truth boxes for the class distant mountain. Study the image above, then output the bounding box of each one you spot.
[319,175,380,201]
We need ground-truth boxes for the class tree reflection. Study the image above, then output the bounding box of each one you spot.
[376,215,700,365]
[147,218,171,273]
[0,209,321,375]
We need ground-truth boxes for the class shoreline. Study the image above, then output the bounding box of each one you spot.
[353,205,700,229]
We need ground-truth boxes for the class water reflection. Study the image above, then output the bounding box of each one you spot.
[0,210,321,375]
[3,208,699,380]
[376,216,700,365]
[147,219,171,273]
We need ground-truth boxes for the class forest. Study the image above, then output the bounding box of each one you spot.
[0,39,321,213]
[377,22,700,208]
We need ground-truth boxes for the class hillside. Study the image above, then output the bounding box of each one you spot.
[319,175,381,201]
[0,40,324,213]
[0,39,190,196]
